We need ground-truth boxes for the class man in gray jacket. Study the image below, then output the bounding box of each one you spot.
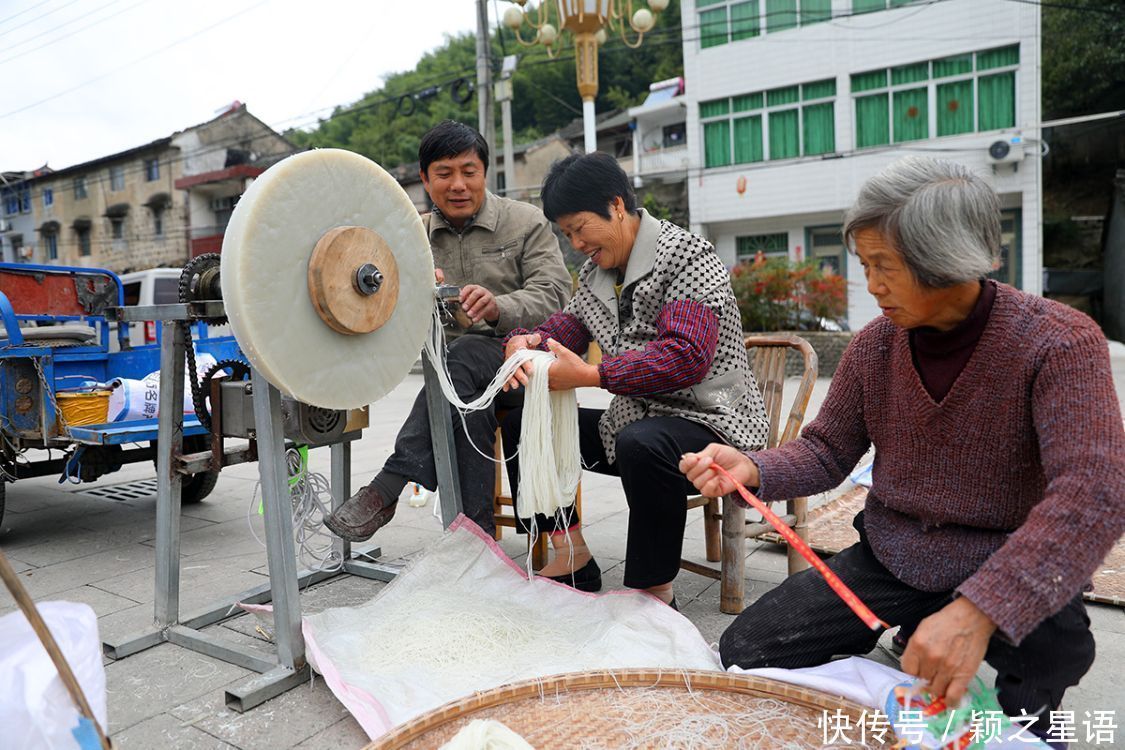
[326,120,572,540]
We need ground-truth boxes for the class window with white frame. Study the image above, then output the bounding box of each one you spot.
[852,0,919,13]
[144,158,160,182]
[109,165,125,192]
[699,0,830,49]
[852,45,1018,148]
[44,230,58,260]
[736,232,788,262]
[74,177,87,200]
[43,188,53,208]
[701,78,836,168]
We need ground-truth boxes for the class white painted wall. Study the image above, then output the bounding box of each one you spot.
[680,0,1042,330]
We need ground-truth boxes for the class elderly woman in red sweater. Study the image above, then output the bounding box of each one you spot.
[681,156,1125,742]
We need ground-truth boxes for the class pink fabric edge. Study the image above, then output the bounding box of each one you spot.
[237,602,392,738]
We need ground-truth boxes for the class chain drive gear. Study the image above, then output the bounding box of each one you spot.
[192,358,251,431]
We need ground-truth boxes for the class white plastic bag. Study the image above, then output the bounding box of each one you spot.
[107,352,217,422]
[0,601,108,750]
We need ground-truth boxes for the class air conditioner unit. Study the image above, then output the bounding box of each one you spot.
[987,137,1024,165]
[0,219,11,232]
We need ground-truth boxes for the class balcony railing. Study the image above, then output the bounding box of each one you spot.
[637,144,689,176]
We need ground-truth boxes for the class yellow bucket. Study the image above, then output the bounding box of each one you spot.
[56,390,111,430]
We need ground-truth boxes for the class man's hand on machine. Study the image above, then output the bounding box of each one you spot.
[679,444,760,497]
[460,284,499,324]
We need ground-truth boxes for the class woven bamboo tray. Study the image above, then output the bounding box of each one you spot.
[365,669,895,749]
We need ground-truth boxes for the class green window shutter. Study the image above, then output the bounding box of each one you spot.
[855,94,890,148]
[851,70,887,93]
[978,72,1015,131]
[701,7,729,48]
[767,86,799,107]
[700,98,731,118]
[933,54,972,79]
[800,0,831,24]
[733,92,764,112]
[977,45,1019,71]
[697,0,727,5]
[704,120,732,167]
[852,0,885,13]
[731,1,761,40]
[766,0,798,33]
[768,109,800,159]
[733,115,764,163]
[802,102,835,155]
[891,62,929,85]
[936,80,974,136]
[893,88,928,142]
[802,79,836,100]
[889,0,915,6]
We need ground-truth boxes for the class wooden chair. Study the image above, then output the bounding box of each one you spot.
[492,411,582,571]
[681,334,819,614]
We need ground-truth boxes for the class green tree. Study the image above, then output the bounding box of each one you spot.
[1042,1,1125,119]
[287,3,683,169]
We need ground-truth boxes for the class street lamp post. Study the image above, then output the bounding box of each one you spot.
[503,0,668,154]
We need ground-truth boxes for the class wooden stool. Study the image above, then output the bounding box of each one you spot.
[492,411,582,571]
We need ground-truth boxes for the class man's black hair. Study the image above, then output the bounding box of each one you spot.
[418,120,489,176]
[540,152,637,222]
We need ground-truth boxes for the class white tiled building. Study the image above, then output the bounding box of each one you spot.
[681,0,1041,329]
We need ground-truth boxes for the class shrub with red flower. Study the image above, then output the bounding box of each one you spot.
[730,254,848,332]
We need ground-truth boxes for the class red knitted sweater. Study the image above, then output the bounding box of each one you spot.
[749,282,1125,643]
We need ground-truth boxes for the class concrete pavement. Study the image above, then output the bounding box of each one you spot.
[2,344,1124,749]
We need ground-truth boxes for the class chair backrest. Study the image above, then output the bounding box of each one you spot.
[745,334,818,449]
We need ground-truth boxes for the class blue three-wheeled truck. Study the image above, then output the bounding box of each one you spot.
[0,261,241,529]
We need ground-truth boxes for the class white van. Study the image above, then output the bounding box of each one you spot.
[114,268,230,349]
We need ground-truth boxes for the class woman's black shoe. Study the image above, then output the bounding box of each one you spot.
[542,557,602,592]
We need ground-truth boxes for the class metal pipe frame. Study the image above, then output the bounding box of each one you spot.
[422,353,464,527]
[103,304,406,713]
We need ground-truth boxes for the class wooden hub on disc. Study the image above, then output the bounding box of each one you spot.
[307,225,400,335]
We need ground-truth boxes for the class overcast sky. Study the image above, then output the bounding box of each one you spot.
[0,0,481,171]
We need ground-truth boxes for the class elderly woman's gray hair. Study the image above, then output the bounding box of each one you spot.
[843,157,1001,288]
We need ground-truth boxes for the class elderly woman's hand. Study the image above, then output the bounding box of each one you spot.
[679,444,760,497]
[900,597,996,705]
[502,333,541,391]
[545,339,600,391]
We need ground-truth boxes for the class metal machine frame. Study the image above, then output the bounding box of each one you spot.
[100,302,455,712]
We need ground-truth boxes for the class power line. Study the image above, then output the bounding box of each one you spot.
[0,0,53,28]
[0,0,157,68]
[0,0,82,40]
[0,0,273,120]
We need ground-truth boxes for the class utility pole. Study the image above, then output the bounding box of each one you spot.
[476,0,496,192]
[496,55,517,197]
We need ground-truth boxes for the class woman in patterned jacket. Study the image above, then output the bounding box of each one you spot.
[500,152,769,606]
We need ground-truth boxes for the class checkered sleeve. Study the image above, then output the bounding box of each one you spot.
[597,299,719,396]
[503,311,591,356]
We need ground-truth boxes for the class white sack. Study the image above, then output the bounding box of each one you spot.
[0,601,108,750]
[300,515,721,740]
[107,352,217,422]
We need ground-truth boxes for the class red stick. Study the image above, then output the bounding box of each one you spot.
[712,464,889,631]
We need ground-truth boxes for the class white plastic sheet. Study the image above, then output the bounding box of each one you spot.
[0,601,108,750]
[300,516,721,740]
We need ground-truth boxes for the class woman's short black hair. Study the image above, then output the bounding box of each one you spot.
[419,120,489,176]
[540,152,637,222]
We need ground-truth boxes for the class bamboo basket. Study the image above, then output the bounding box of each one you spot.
[366,669,895,749]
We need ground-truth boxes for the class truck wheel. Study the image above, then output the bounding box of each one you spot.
[150,437,220,505]
[181,469,219,504]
